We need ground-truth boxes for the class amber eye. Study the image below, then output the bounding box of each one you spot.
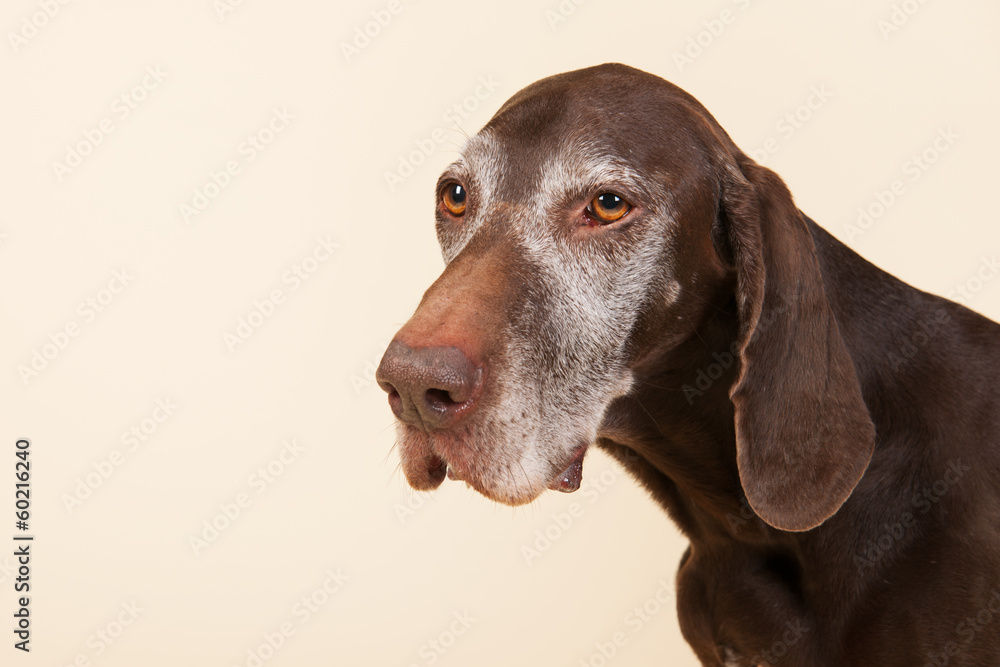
[441,182,467,216]
[587,192,631,224]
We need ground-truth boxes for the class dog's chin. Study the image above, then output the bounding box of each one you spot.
[396,425,588,505]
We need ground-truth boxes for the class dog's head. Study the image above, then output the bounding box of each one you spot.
[377,63,874,531]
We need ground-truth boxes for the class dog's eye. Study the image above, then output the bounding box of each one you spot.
[441,182,467,217]
[587,192,631,223]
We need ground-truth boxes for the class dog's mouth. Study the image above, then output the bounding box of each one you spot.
[398,426,588,503]
[445,445,586,493]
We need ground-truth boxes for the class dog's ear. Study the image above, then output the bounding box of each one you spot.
[719,154,875,532]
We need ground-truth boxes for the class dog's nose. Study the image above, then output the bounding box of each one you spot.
[376,340,483,430]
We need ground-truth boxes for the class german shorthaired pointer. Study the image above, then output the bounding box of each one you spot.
[376,63,1000,666]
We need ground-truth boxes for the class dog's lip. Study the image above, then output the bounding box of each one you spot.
[548,444,588,493]
[443,445,587,494]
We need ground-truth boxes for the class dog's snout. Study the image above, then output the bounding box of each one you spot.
[376,340,482,430]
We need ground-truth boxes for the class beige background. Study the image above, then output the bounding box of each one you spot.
[2,0,998,665]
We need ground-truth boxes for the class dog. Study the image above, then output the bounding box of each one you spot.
[375,63,1000,666]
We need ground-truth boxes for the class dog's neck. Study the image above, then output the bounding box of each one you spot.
[597,292,759,541]
[596,217,948,547]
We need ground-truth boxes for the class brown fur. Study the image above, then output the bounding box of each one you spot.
[377,64,1000,666]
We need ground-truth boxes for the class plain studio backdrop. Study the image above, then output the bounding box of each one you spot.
[2,1,998,665]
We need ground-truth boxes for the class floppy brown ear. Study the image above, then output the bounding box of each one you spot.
[719,153,875,532]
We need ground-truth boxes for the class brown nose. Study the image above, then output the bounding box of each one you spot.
[376,340,483,430]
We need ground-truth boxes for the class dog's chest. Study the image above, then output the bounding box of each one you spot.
[676,547,816,667]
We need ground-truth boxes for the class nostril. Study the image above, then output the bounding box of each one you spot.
[425,388,459,411]
[376,341,482,428]
[384,385,403,417]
